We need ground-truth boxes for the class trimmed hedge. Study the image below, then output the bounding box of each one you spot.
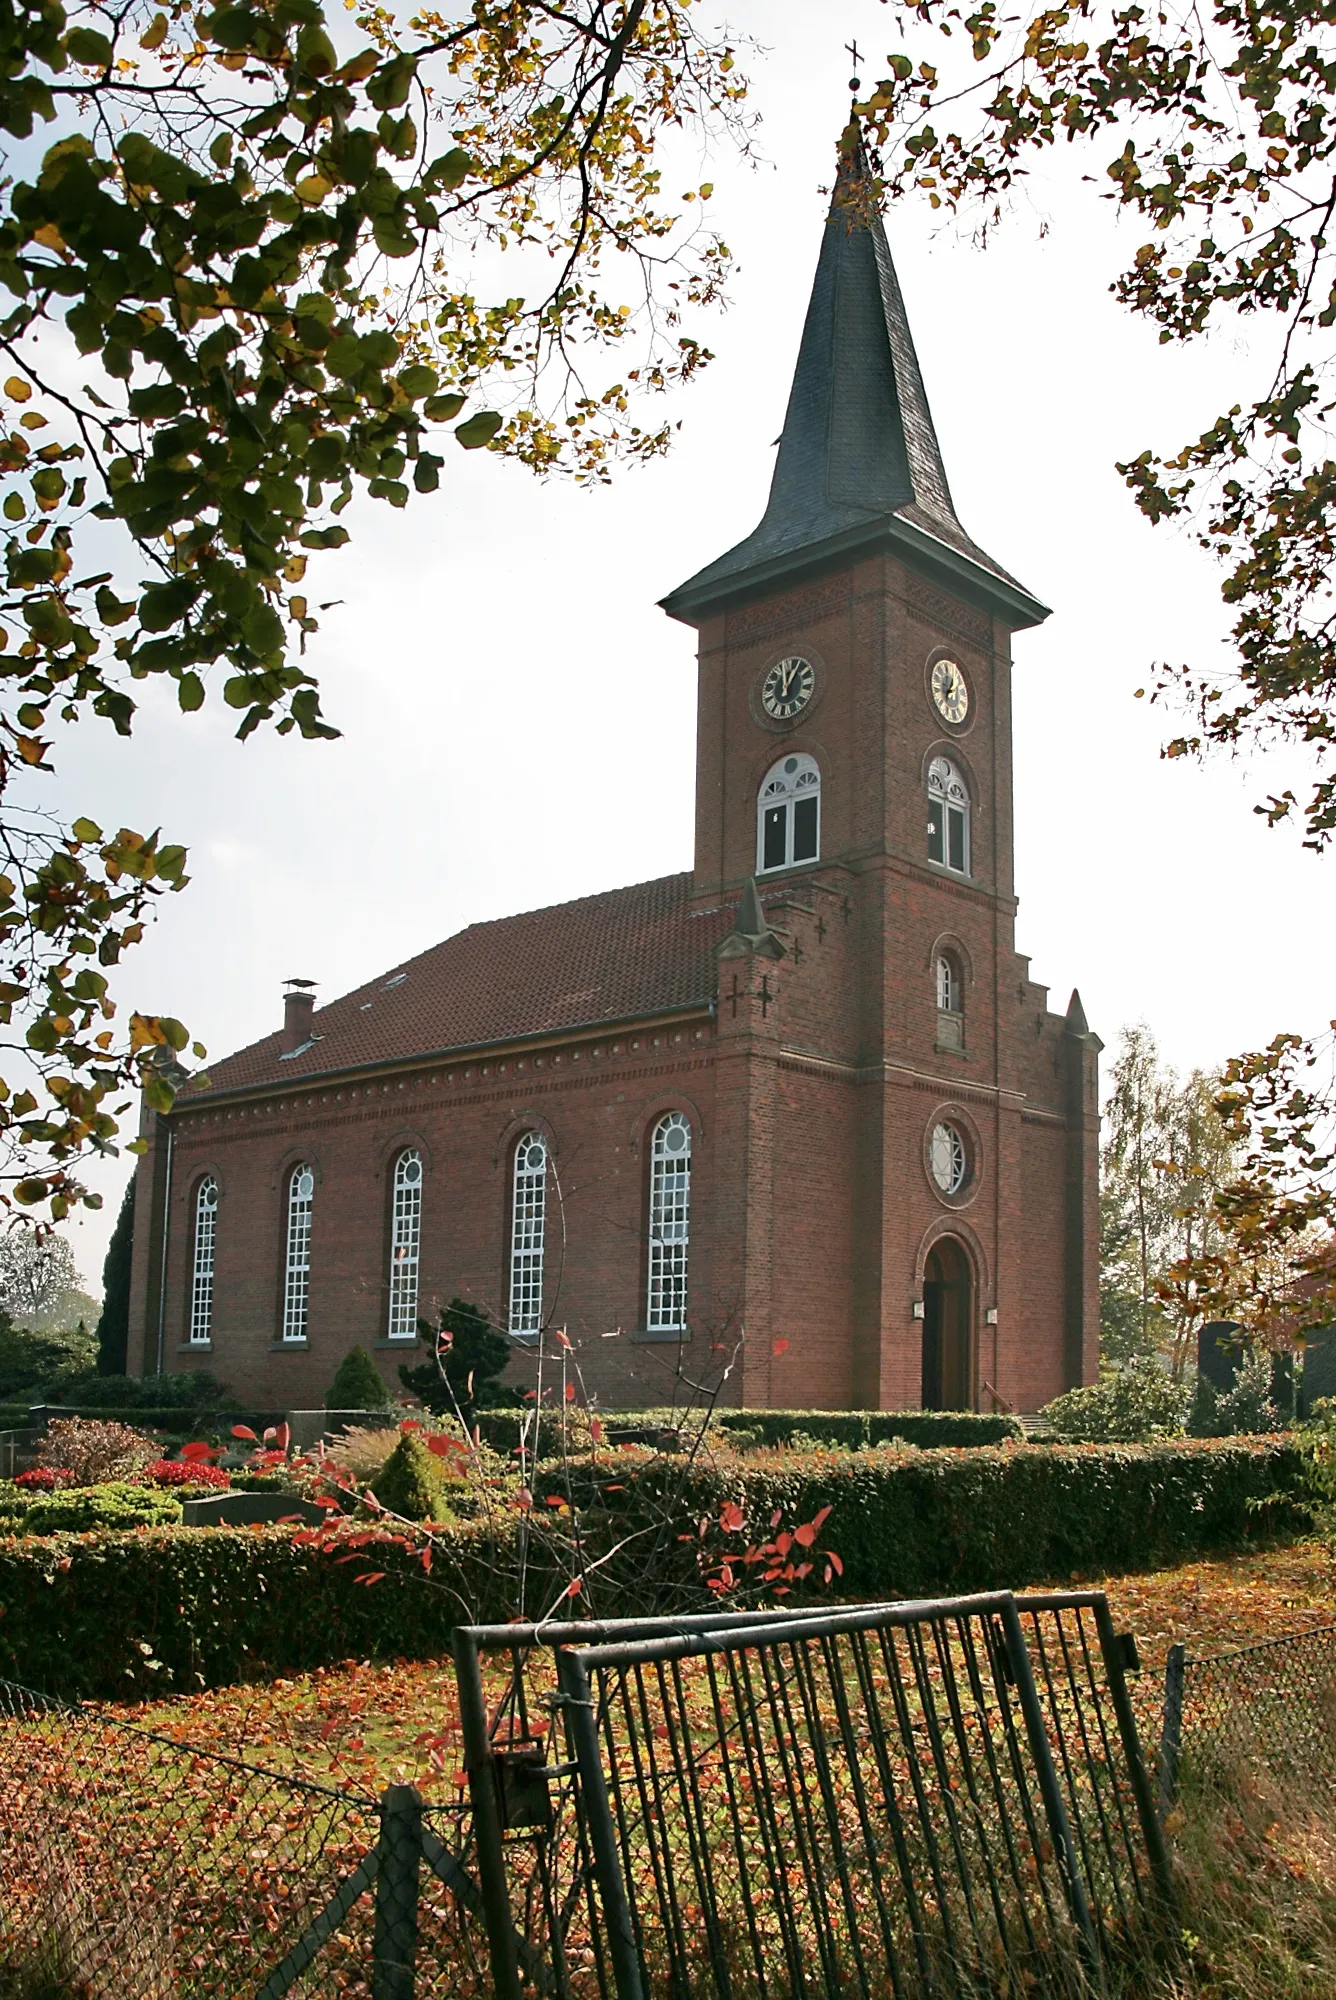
[0,1481,182,1535]
[471,1406,1024,1456]
[0,1436,1306,1700]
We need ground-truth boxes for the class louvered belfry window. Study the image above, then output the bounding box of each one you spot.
[189,1177,218,1345]
[388,1148,423,1340]
[508,1133,548,1336]
[282,1164,314,1343]
[647,1112,692,1332]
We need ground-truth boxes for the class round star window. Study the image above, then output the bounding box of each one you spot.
[930,1122,969,1197]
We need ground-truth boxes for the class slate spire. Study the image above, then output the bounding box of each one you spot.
[661,126,1047,628]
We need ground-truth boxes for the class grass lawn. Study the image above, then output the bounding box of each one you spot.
[95,1535,1336,1797]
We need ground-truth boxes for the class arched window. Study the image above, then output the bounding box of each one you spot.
[757,753,820,874]
[387,1148,423,1340]
[282,1164,314,1343]
[936,951,964,1051]
[928,757,970,875]
[189,1177,218,1345]
[647,1112,692,1333]
[509,1133,547,1337]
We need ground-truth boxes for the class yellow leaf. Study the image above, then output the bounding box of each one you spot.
[295,174,333,204]
[140,12,168,49]
[4,377,31,403]
[32,223,65,253]
[19,412,46,430]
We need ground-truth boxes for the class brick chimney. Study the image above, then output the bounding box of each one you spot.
[281,979,316,1054]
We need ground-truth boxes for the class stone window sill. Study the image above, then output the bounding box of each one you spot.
[376,1337,419,1350]
[630,1329,688,1344]
[269,1338,309,1351]
[177,1342,211,1354]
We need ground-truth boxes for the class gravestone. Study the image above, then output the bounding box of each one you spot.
[1300,1326,1336,1416]
[1197,1322,1245,1390]
[180,1492,327,1528]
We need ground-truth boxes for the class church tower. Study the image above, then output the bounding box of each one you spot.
[660,132,1099,1412]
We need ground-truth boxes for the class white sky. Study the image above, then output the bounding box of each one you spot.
[45,0,1335,1293]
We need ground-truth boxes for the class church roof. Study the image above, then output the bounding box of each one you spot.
[661,130,1048,630]
[189,873,732,1100]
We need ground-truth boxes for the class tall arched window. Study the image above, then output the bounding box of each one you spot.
[387,1148,423,1340]
[189,1177,218,1345]
[936,951,964,1051]
[757,753,820,874]
[647,1112,692,1333]
[509,1133,547,1337]
[928,757,970,875]
[282,1163,314,1343]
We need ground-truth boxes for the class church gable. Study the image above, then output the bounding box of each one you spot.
[196,872,734,1096]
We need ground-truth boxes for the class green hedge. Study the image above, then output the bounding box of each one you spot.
[0,1482,182,1536]
[0,1437,1305,1700]
[470,1406,1024,1456]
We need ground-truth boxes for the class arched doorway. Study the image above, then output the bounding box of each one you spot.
[922,1237,974,1410]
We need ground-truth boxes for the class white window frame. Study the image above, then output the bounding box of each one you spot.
[936,953,961,1016]
[508,1133,547,1337]
[930,1122,969,1195]
[757,753,821,874]
[647,1112,692,1333]
[282,1163,314,1344]
[387,1148,423,1340]
[928,757,971,876]
[189,1177,218,1346]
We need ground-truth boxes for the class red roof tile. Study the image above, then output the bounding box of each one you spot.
[192,873,730,1098]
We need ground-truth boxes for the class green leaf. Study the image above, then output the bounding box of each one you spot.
[366,52,414,110]
[425,393,465,422]
[431,148,471,192]
[455,411,503,450]
[209,131,233,170]
[13,1178,51,1205]
[397,365,437,400]
[65,27,112,66]
[178,672,205,711]
[25,1018,58,1053]
[71,817,102,842]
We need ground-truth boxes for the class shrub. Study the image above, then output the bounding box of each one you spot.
[7,1482,182,1536]
[1040,1368,1191,1442]
[326,1345,391,1412]
[13,1467,73,1491]
[44,1371,229,1410]
[370,1432,455,1522]
[398,1298,518,1416]
[326,1424,402,1484]
[37,1417,154,1485]
[139,1459,230,1491]
[469,1406,1025,1458]
[1190,1355,1285,1438]
[228,1470,297,1493]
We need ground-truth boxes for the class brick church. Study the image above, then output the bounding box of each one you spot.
[126,132,1101,1415]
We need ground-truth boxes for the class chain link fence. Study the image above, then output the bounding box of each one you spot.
[1159,1622,1336,1814]
[0,1680,489,1998]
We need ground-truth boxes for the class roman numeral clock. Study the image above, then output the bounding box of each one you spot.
[760,655,816,722]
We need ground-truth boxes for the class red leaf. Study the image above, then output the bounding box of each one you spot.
[180,1440,214,1463]
[772,1338,789,1355]
[355,1572,386,1587]
[274,1423,291,1453]
[811,1504,833,1533]
[565,1576,583,1598]
[774,1531,793,1557]
[232,1425,258,1441]
[554,1329,572,1350]
[827,1550,844,1577]
[590,1419,604,1443]
[793,1522,817,1548]
[565,1382,576,1402]
[719,1501,746,1534]
[517,1488,534,1511]
[769,1510,782,1529]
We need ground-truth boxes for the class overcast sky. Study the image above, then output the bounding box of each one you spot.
[45,0,1335,1293]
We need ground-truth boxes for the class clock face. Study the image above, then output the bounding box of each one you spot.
[930,658,970,725]
[761,655,816,722]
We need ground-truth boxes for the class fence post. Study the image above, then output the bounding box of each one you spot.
[999,1596,1102,1980]
[452,1626,525,2000]
[1159,1643,1186,1821]
[372,1782,421,2000]
[555,1647,646,2000]
[1091,1598,1175,1902]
